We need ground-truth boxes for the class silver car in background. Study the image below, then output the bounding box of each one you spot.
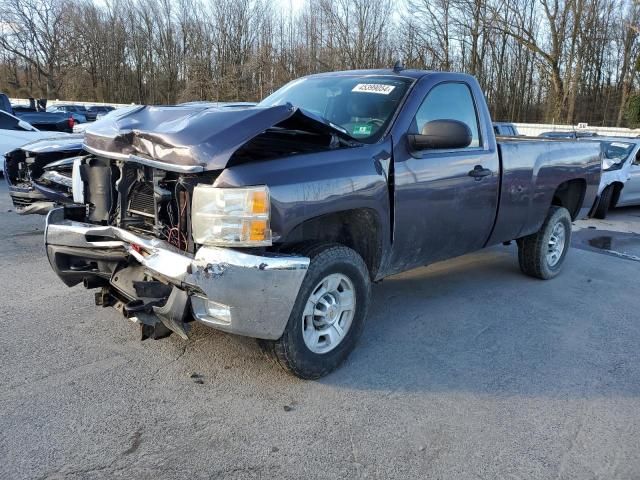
[615,140,640,207]
[586,137,640,218]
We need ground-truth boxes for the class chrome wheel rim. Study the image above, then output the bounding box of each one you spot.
[547,221,566,267]
[302,273,356,354]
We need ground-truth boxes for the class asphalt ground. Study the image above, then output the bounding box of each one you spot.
[1,178,639,479]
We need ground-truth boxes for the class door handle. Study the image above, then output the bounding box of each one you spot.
[468,165,492,179]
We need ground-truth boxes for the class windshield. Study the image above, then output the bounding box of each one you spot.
[602,141,634,161]
[259,75,414,141]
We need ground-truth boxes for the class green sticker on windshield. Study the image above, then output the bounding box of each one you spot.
[352,124,372,136]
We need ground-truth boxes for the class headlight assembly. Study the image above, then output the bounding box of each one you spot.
[191,185,272,247]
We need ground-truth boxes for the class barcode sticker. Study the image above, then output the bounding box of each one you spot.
[352,84,396,95]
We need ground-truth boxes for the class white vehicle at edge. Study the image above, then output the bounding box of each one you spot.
[614,139,640,207]
[586,137,640,218]
[0,110,69,173]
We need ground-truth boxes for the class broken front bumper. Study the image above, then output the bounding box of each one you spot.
[44,207,309,340]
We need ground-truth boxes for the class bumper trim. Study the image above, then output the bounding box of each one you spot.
[45,208,310,339]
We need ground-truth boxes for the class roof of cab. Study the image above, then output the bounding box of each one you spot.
[304,68,433,80]
[303,69,480,87]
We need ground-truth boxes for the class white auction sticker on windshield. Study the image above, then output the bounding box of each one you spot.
[352,83,396,95]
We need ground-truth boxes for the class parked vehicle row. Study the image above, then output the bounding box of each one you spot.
[46,105,88,124]
[1,96,76,133]
[46,104,116,123]
[539,130,599,139]
[1,92,118,130]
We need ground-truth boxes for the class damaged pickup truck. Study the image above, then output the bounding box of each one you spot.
[45,70,601,378]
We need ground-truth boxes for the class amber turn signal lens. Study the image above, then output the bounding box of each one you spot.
[250,190,269,215]
[249,219,268,241]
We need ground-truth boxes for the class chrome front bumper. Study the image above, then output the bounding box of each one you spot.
[44,207,309,339]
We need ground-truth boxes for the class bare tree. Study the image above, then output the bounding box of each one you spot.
[0,0,637,127]
[0,0,71,97]
[318,0,393,69]
[616,1,640,126]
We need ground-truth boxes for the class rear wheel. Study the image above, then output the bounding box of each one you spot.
[593,184,614,219]
[259,243,371,379]
[517,206,572,280]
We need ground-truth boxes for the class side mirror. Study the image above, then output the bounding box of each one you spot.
[408,119,472,151]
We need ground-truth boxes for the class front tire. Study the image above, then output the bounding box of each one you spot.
[260,243,371,379]
[517,206,572,280]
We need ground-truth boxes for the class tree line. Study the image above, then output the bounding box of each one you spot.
[0,0,638,126]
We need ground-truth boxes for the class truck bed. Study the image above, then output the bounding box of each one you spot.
[487,138,601,246]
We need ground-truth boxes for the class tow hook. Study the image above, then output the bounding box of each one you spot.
[94,287,114,307]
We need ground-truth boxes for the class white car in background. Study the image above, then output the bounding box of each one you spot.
[613,139,640,208]
[1,110,69,173]
[586,137,640,218]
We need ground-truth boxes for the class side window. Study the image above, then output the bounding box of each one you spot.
[635,150,640,166]
[413,82,481,148]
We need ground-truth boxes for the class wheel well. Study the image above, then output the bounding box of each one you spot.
[281,209,383,279]
[610,182,624,208]
[551,179,586,220]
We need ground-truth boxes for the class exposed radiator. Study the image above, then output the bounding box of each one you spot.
[127,181,155,218]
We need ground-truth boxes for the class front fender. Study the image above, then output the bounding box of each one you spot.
[212,142,392,249]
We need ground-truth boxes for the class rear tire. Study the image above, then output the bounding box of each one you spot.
[517,206,572,280]
[593,185,613,219]
[259,243,371,379]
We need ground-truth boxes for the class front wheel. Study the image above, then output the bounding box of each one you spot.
[517,206,572,280]
[259,243,371,379]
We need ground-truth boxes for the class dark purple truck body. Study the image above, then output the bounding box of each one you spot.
[43,69,601,345]
[68,70,600,280]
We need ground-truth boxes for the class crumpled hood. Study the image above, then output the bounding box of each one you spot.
[83,104,353,171]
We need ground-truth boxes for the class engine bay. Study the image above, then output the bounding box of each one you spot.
[79,156,213,253]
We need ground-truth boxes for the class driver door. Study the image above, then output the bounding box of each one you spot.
[388,81,500,273]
